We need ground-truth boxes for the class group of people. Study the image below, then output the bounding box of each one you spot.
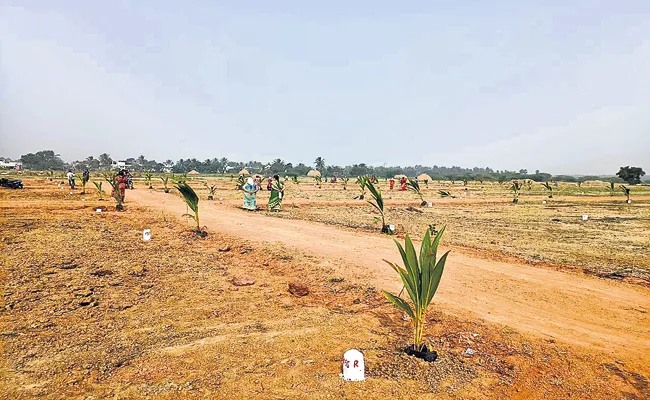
[66,168,90,190]
[388,177,408,191]
[242,174,285,211]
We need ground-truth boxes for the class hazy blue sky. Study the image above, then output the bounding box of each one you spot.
[1,1,649,174]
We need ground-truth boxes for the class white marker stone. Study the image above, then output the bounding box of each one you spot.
[542,200,547,205]
[342,349,365,381]
[96,209,102,213]
[627,200,632,204]
[582,215,588,221]
[427,202,432,207]
[143,229,152,241]
[389,224,395,232]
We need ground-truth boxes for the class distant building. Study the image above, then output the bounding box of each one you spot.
[0,161,23,170]
[111,160,132,170]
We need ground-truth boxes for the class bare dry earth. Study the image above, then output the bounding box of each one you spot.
[129,189,650,369]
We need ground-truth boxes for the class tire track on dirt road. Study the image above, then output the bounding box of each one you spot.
[129,190,650,369]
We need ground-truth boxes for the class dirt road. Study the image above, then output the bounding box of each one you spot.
[129,190,650,367]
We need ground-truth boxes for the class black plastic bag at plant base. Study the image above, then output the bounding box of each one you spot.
[405,345,438,362]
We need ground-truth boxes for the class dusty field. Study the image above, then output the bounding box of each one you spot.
[145,176,649,283]
[1,179,650,399]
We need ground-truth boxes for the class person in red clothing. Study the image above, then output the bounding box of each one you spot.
[389,178,395,190]
[400,177,407,191]
[114,170,127,201]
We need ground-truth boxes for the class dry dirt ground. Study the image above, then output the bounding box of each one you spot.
[1,179,649,399]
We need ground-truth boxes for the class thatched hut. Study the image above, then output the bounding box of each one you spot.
[307,170,322,177]
[417,173,432,182]
[394,174,407,179]
[187,170,200,176]
[238,169,250,176]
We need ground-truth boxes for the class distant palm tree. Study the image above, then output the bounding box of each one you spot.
[314,157,325,171]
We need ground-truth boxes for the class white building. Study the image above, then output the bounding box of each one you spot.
[0,161,23,170]
[111,160,131,169]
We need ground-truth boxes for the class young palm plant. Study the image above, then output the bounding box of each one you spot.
[104,173,124,211]
[176,181,204,236]
[236,175,245,190]
[93,181,104,200]
[341,177,350,190]
[81,173,90,194]
[365,180,390,234]
[204,182,217,200]
[383,228,449,357]
[511,180,523,204]
[314,175,322,187]
[438,190,454,198]
[144,170,153,189]
[355,175,369,200]
[406,178,428,206]
[161,176,170,193]
[620,185,631,203]
[291,175,299,184]
[606,181,616,196]
[542,182,554,198]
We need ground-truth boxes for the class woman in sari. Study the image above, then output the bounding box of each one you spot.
[242,177,259,211]
[268,175,285,211]
[115,171,127,201]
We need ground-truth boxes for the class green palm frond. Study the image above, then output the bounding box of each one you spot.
[176,181,201,231]
[383,228,449,352]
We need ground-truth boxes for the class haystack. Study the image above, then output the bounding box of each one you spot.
[307,170,321,177]
[394,174,407,179]
[238,169,250,176]
[187,170,200,176]
[417,173,432,182]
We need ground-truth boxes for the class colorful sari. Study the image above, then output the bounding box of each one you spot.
[268,180,285,211]
[242,181,257,210]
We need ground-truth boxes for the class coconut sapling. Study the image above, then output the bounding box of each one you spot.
[93,181,104,200]
[104,173,124,211]
[511,180,523,204]
[406,178,428,206]
[176,181,205,236]
[204,182,217,200]
[342,177,350,190]
[383,228,449,361]
[542,182,554,198]
[365,180,391,234]
[161,176,170,193]
[144,170,153,189]
[621,185,631,203]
